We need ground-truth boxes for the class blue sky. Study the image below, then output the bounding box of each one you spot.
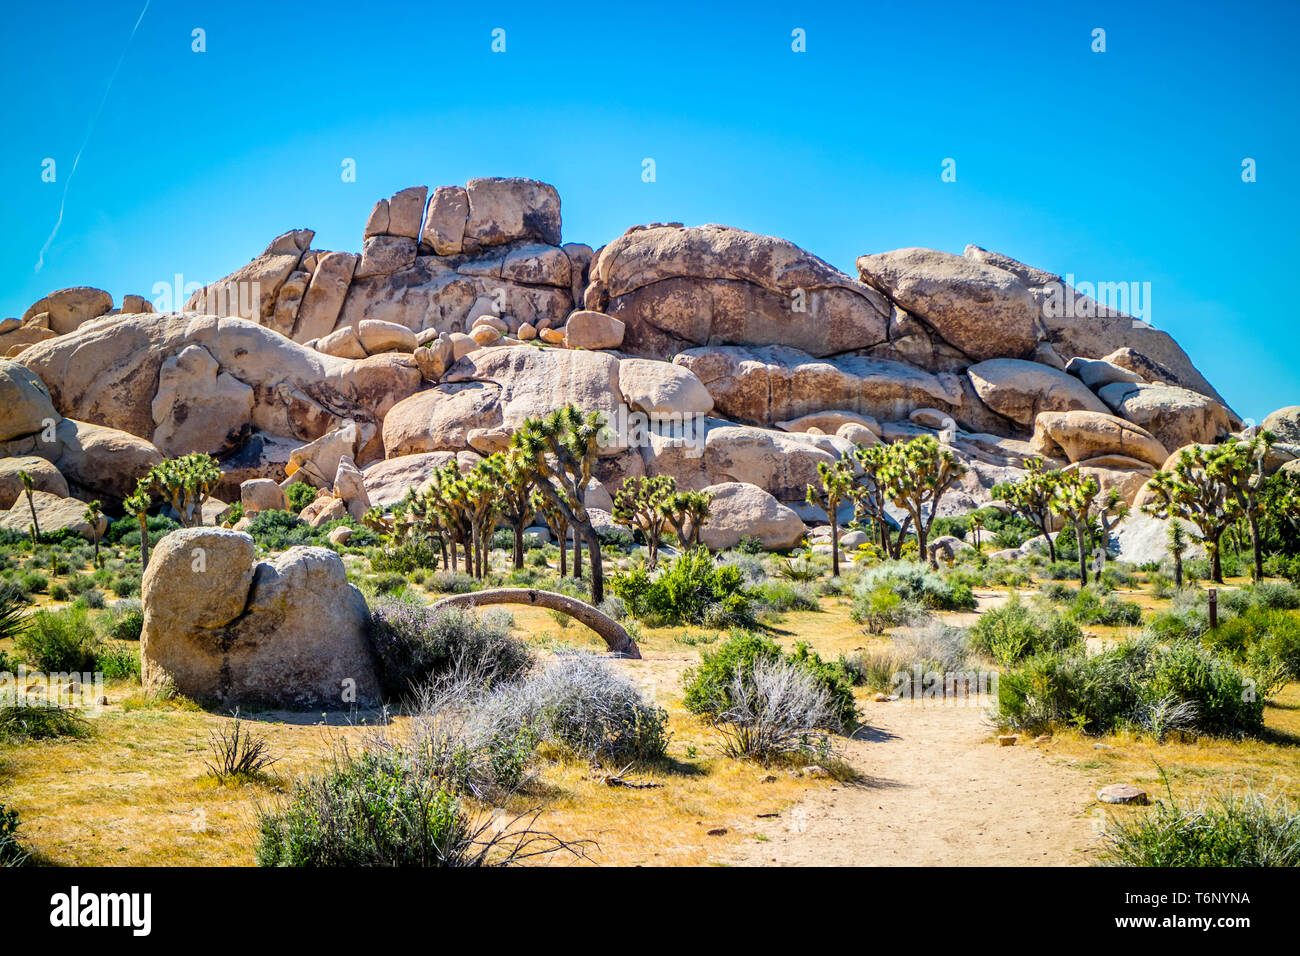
[2,0,1296,421]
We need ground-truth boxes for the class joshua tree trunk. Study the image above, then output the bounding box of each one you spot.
[573,533,582,580]
[1174,551,1183,589]
[582,524,604,604]
[138,512,150,571]
[1210,535,1224,584]
[1076,522,1090,587]
[513,526,525,570]
[1248,515,1263,583]
[431,588,637,657]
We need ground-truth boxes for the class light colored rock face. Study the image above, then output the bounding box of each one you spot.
[1066,457,1154,507]
[0,456,67,508]
[17,314,421,465]
[240,478,285,513]
[1111,512,1206,566]
[356,235,417,278]
[1263,406,1300,445]
[1031,410,1169,468]
[361,451,479,507]
[696,481,806,549]
[300,495,347,527]
[0,360,58,442]
[776,410,881,436]
[384,346,628,457]
[142,530,378,708]
[287,422,367,489]
[421,186,469,255]
[958,247,1229,411]
[186,230,314,323]
[53,418,164,505]
[357,319,417,354]
[371,186,428,240]
[966,358,1110,427]
[585,224,891,359]
[617,358,713,417]
[22,287,114,335]
[0,490,106,540]
[294,252,357,343]
[674,345,958,428]
[856,248,1039,362]
[151,344,255,456]
[644,421,838,501]
[564,311,625,350]
[1065,356,1143,390]
[463,177,562,249]
[1096,382,1231,453]
[317,325,368,359]
[333,455,371,521]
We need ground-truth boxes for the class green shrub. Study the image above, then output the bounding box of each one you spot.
[245,510,325,551]
[0,801,25,866]
[850,585,927,635]
[370,539,438,574]
[1204,608,1300,697]
[611,548,754,627]
[368,601,533,699]
[110,576,139,598]
[751,581,819,616]
[427,570,476,594]
[19,572,48,595]
[735,535,766,555]
[283,482,320,513]
[105,603,144,642]
[969,595,1082,666]
[15,606,100,672]
[94,642,141,681]
[682,631,855,731]
[0,703,91,741]
[853,561,976,612]
[1068,588,1143,627]
[997,639,1263,738]
[1100,783,1300,867]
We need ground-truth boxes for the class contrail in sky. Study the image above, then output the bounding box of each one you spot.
[35,0,153,273]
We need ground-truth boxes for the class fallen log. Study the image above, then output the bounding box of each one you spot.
[428,587,642,659]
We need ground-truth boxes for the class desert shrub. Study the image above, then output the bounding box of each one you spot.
[596,595,627,621]
[968,595,1082,666]
[105,601,144,642]
[853,561,976,612]
[751,581,819,616]
[368,600,533,700]
[107,514,179,549]
[482,655,669,765]
[1038,580,1074,603]
[735,535,766,555]
[19,572,48,595]
[74,589,106,611]
[1043,561,1080,581]
[371,539,438,575]
[0,702,91,741]
[997,638,1263,738]
[850,585,929,635]
[716,551,767,584]
[1204,608,1300,697]
[94,642,140,681]
[15,606,100,672]
[245,510,322,550]
[409,680,538,798]
[206,713,280,781]
[110,576,139,599]
[1068,588,1143,627]
[427,571,476,594]
[611,547,753,628]
[49,583,68,602]
[841,620,971,693]
[1100,784,1300,867]
[776,553,822,582]
[368,572,408,596]
[682,631,855,732]
[712,657,838,762]
[0,802,25,866]
[283,482,319,513]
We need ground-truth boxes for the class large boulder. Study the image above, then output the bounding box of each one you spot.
[383,346,628,457]
[696,481,806,550]
[585,224,892,359]
[0,360,58,442]
[463,177,562,250]
[1111,512,1206,567]
[1096,382,1232,453]
[21,287,114,335]
[673,345,960,428]
[186,229,314,323]
[966,358,1110,427]
[141,529,379,708]
[856,248,1039,361]
[617,358,713,417]
[0,456,67,508]
[564,311,625,350]
[0,490,106,541]
[17,313,421,464]
[53,418,165,505]
[1064,356,1144,390]
[1031,410,1169,468]
[361,451,480,507]
[644,421,838,501]
[1262,406,1300,445]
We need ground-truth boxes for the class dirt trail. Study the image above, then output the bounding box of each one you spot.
[723,696,1102,867]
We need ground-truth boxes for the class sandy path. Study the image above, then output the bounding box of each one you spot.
[722,698,1102,866]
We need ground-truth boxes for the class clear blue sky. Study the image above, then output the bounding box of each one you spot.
[2,0,1296,421]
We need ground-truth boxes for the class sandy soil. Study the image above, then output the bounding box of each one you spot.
[723,689,1102,867]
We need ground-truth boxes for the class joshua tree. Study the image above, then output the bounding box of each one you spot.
[878,435,968,568]
[17,470,40,542]
[83,500,104,567]
[613,475,674,569]
[143,453,223,527]
[531,488,571,577]
[1050,472,1126,586]
[463,456,505,578]
[848,444,911,560]
[806,459,854,576]
[1167,518,1189,589]
[1218,432,1275,582]
[512,405,608,603]
[969,511,985,553]
[662,488,713,551]
[992,459,1062,562]
[498,450,537,571]
[124,483,152,571]
[1143,444,1238,584]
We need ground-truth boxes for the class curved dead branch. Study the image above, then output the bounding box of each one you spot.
[429,588,642,659]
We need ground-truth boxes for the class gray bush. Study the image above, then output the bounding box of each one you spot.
[713,657,838,762]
